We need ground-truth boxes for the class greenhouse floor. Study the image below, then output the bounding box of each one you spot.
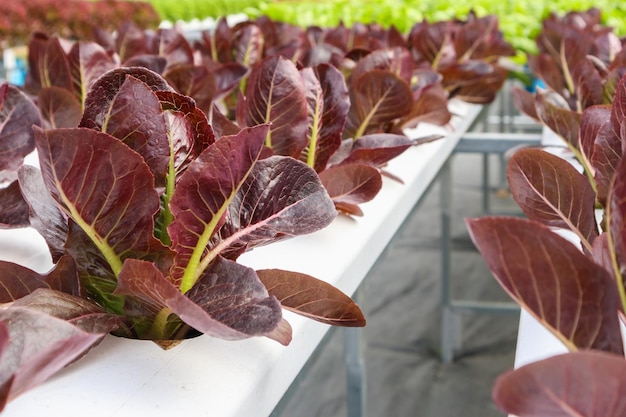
[272,150,522,417]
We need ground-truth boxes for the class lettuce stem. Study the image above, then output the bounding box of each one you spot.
[57,187,123,276]
[149,307,174,340]
[159,134,178,246]
[607,219,626,314]
[179,204,229,293]
[306,103,322,168]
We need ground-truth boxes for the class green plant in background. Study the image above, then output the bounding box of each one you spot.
[0,0,160,47]
[149,0,262,22]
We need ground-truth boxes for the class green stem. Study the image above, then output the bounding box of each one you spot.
[210,30,218,63]
[58,187,123,276]
[560,43,575,96]
[431,37,447,71]
[159,135,178,246]
[568,141,597,196]
[608,222,626,314]
[149,307,174,340]
[354,98,383,140]
[179,204,229,294]
[306,105,321,168]
[606,192,626,312]
[265,129,273,149]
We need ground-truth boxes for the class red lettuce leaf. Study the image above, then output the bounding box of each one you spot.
[115,22,149,63]
[0,304,108,411]
[0,83,41,172]
[528,54,566,100]
[349,47,414,84]
[255,17,304,60]
[439,60,509,104]
[493,351,626,417]
[168,125,268,290]
[63,222,125,315]
[12,288,122,334]
[318,163,382,215]
[213,62,249,99]
[507,148,598,249]
[34,126,162,278]
[609,157,626,286]
[155,91,215,177]
[150,29,194,72]
[398,81,452,130]
[453,14,515,61]
[305,63,349,172]
[0,256,81,303]
[80,71,170,187]
[300,66,324,167]
[611,74,626,152]
[123,55,167,74]
[579,105,621,206]
[114,258,286,343]
[17,165,68,262]
[38,87,82,129]
[164,65,217,113]
[218,155,338,255]
[257,269,366,326]
[231,22,265,68]
[23,33,50,93]
[511,87,540,121]
[408,20,450,65]
[210,105,242,138]
[338,133,414,168]
[25,35,73,95]
[186,257,284,339]
[199,17,233,64]
[466,217,623,354]
[344,69,414,138]
[80,67,173,117]
[67,41,117,105]
[237,55,308,157]
[572,59,605,109]
[535,92,582,149]
[591,234,614,277]
[299,64,348,171]
[0,181,30,228]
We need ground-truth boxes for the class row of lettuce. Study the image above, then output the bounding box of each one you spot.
[2,0,626,60]
[0,9,519,410]
[149,0,626,59]
[0,3,623,414]
[466,7,626,417]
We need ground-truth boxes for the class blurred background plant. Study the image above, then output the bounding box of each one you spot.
[0,0,160,47]
[149,0,626,62]
[2,0,625,60]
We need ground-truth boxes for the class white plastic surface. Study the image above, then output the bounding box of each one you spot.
[0,100,482,417]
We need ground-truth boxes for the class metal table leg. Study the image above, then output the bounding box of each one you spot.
[440,158,462,363]
[344,287,366,417]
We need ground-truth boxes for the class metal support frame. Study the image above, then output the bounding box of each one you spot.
[439,154,522,363]
[344,305,366,417]
[440,159,461,363]
[439,85,543,362]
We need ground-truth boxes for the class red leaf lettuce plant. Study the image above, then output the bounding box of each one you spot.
[89,14,514,215]
[511,8,626,157]
[465,60,626,417]
[13,12,516,217]
[0,64,366,410]
[19,26,444,217]
[0,12,517,406]
[408,11,516,104]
